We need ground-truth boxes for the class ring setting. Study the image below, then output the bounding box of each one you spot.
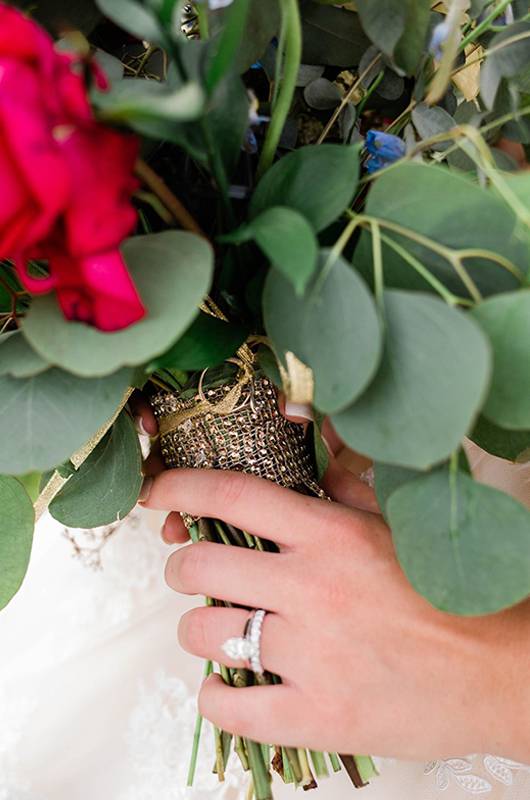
[222,609,267,675]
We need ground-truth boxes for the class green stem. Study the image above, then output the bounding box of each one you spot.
[187,660,213,786]
[378,231,469,307]
[355,755,379,783]
[356,70,385,119]
[256,0,302,178]
[196,3,210,38]
[298,749,317,789]
[329,753,342,773]
[310,751,330,778]
[370,220,384,312]
[459,0,514,51]
[246,740,273,800]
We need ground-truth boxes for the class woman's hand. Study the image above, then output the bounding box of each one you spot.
[140,466,530,764]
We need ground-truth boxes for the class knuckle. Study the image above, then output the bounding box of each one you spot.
[214,472,248,511]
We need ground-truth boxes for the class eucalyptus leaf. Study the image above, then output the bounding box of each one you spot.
[304,78,343,110]
[356,0,431,74]
[49,412,143,529]
[301,2,370,66]
[0,331,49,378]
[472,291,530,430]
[149,313,248,372]
[0,368,132,474]
[230,207,318,295]
[332,291,491,469]
[22,232,214,377]
[388,469,530,615]
[263,250,382,414]
[373,462,421,519]
[480,22,530,109]
[471,416,530,462]
[251,144,360,233]
[0,476,34,611]
[95,0,162,42]
[209,0,280,73]
[94,79,205,127]
[355,163,525,297]
[412,103,456,151]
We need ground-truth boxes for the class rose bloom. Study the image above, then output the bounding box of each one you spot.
[0,3,145,331]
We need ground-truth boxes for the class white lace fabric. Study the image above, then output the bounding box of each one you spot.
[0,451,528,800]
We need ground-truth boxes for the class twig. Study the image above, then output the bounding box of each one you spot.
[134,159,207,238]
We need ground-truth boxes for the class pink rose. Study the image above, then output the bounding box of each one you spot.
[0,3,145,332]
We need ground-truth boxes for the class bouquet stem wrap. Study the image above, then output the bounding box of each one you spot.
[150,356,375,797]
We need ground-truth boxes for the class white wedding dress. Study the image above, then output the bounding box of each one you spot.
[1,448,529,800]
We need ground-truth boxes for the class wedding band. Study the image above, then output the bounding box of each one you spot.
[221,609,267,675]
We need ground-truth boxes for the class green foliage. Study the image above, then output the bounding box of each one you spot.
[300,2,370,66]
[480,22,530,109]
[332,291,491,469]
[355,163,525,298]
[148,313,248,372]
[93,79,205,129]
[471,292,530,429]
[22,232,214,377]
[0,368,132,474]
[356,0,432,75]
[0,331,49,378]
[471,416,530,462]
[208,0,281,74]
[0,476,34,611]
[264,250,382,414]
[251,145,360,233]
[95,0,163,42]
[388,468,530,615]
[48,412,143,528]
[227,207,318,295]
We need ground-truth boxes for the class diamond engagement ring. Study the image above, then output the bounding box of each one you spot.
[222,609,267,676]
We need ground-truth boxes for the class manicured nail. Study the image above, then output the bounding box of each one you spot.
[139,476,153,503]
[285,401,313,422]
[321,435,334,456]
[134,415,149,437]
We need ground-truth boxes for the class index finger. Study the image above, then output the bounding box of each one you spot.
[140,468,342,548]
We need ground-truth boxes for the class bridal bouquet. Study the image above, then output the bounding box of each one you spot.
[1,0,530,796]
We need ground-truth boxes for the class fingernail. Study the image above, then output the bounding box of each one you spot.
[321,435,334,456]
[285,401,313,422]
[134,415,149,437]
[139,477,153,503]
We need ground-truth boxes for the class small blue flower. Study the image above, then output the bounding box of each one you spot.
[365,130,406,174]
[429,20,451,60]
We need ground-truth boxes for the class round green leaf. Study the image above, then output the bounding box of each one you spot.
[0,367,132,474]
[332,291,492,469]
[0,476,35,611]
[250,144,360,233]
[373,462,421,520]
[471,291,530,430]
[248,207,318,295]
[471,415,530,462]
[149,313,248,372]
[22,231,214,377]
[49,412,142,529]
[355,163,525,297]
[388,470,530,615]
[0,331,50,378]
[263,250,382,414]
